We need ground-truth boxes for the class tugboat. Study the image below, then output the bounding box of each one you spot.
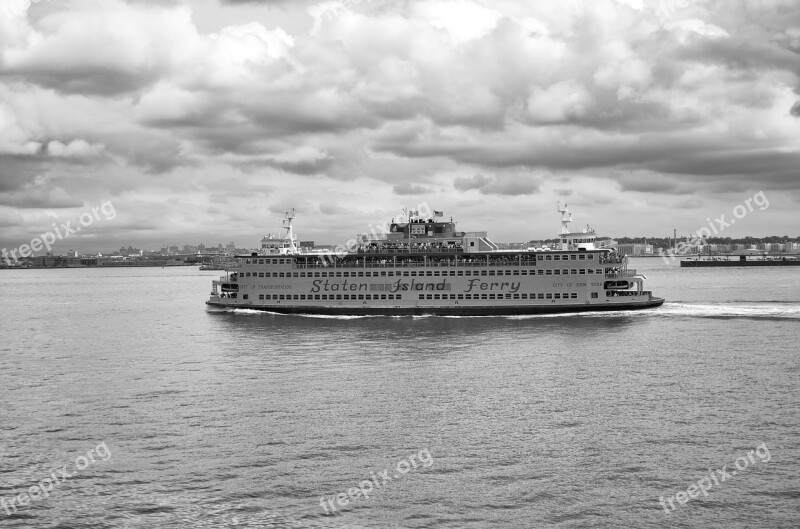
[206,204,664,315]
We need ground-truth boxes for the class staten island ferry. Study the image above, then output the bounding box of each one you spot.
[206,204,664,316]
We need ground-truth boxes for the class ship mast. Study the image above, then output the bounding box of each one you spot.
[557,202,572,250]
[283,209,298,254]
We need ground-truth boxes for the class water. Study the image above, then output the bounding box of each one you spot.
[1,259,798,528]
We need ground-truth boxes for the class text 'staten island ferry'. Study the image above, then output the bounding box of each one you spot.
[206,204,664,316]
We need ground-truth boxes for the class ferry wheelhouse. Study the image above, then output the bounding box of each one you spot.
[207,205,664,316]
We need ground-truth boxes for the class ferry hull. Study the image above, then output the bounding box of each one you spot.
[206,297,665,316]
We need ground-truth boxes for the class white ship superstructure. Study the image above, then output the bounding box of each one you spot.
[207,205,664,316]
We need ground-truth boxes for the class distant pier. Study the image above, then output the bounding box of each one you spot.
[681,256,800,267]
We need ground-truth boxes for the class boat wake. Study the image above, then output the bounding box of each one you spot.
[648,302,800,320]
[507,302,800,320]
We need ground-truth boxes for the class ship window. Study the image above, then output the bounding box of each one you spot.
[358,272,364,277]
[554,294,561,299]
[410,272,417,276]
[343,295,349,300]
[381,272,386,277]
[481,294,488,299]
[358,295,364,300]
[449,294,455,299]
[597,269,603,274]
[591,292,598,299]
[314,295,320,300]
[536,293,542,299]
[512,270,519,276]
[588,255,594,260]
[571,255,577,260]
[292,273,298,278]
[571,293,578,299]
[396,295,402,300]
[457,271,464,276]
[470,242,475,247]
[523,293,529,299]
[488,294,495,300]
[426,271,433,276]
[294,295,299,300]
[419,294,425,300]
[546,255,552,261]
[588,269,594,274]
[449,271,455,276]
[458,294,464,299]
[278,295,284,300]
[301,295,306,300]
[257,272,263,277]
[343,272,349,277]
[505,294,512,299]
[387,294,393,300]
[336,272,342,277]
[434,295,439,300]
[554,255,560,261]
[546,270,552,275]
[571,269,577,275]
[579,255,586,260]
[402,271,409,276]
[259,295,264,300]
[554,270,560,275]
[480,270,487,276]
[427,294,433,300]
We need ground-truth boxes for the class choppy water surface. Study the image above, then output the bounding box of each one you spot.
[1,259,798,528]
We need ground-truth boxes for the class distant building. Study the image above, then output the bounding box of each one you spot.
[616,243,653,256]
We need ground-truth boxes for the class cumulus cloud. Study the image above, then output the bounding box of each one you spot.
[1,0,799,249]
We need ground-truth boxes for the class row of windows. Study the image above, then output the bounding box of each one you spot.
[244,258,289,265]
[417,293,582,300]
[538,254,594,261]
[239,269,605,279]
[257,294,403,301]
[241,254,596,266]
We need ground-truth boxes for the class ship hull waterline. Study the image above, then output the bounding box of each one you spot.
[206,297,665,316]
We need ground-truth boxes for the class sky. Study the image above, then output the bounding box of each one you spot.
[0,0,799,253]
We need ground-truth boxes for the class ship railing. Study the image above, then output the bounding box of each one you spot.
[293,258,539,269]
[356,247,465,255]
[606,290,648,297]
[605,269,637,279]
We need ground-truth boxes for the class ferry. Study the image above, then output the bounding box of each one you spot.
[206,204,664,316]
